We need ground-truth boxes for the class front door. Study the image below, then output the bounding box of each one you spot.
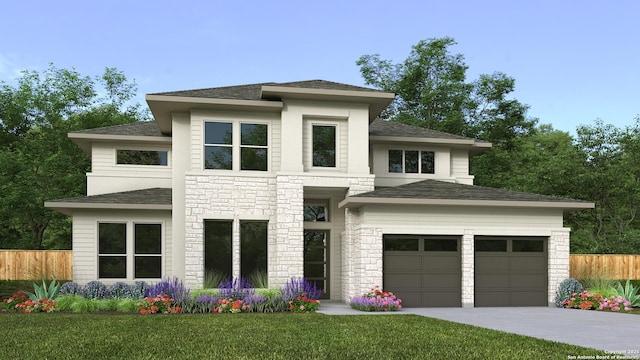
[303,230,329,299]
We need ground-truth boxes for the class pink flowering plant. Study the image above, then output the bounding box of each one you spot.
[562,291,632,312]
[350,285,402,312]
[136,294,181,314]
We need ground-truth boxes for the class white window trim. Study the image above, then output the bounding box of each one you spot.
[203,120,271,172]
[309,121,340,170]
[97,221,165,281]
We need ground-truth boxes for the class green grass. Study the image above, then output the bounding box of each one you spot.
[0,313,607,359]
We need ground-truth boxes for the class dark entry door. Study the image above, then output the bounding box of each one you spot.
[304,231,329,298]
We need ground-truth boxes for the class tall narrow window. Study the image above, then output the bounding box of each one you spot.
[134,224,162,278]
[204,220,233,280]
[240,221,268,284]
[240,123,268,171]
[204,122,233,170]
[388,150,403,173]
[421,151,435,174]
[98,223,127,278]
[312,125,336,167]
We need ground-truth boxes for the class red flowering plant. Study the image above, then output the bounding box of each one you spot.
[562,291,602,310]
[2,290,30,312]
[350,285,402,312]
[288,293,320,313]
[214,298,249,313]
[136,294,181,314]
[15,298,57,313]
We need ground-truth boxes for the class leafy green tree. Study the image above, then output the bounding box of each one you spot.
[0,64,146,249]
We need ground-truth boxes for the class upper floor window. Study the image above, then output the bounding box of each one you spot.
[312,125,336,167]
[304,204,327,222]
[240,123,268,171]
[117,150,168,166]
[204,121,268,171]
[388,150,435,174]
[204,122,233,170]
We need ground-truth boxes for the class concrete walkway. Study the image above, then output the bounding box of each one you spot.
[318,302,640,356]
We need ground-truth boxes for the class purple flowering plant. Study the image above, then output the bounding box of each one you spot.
[350,285,402,312]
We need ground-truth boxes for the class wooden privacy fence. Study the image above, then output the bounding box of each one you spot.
[0,250,72,280]
[570,255,640,280]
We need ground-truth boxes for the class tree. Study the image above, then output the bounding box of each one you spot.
[0,64,147,249]
[357,37,537,139]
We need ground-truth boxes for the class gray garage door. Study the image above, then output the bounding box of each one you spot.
[475,237,547,307]
[383,235,461,307]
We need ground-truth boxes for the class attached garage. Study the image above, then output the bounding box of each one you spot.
[474,237,547,307]
[383,235,461,307]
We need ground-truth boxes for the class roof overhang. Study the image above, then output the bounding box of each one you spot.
[369,135,492,153]
[260,86,395,121]
[44,201,172,216]
[68,133,172,153]
[338,196,595,210]
[146,95,284,135]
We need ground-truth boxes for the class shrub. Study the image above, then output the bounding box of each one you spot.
[2,290,29,312]
[24,278,61,301]
[81,281,108,299]
[350,286,402,312]
[107,282,135,299]
[611,279,640,307]
[59,282,82,297]
[15,298,57,313]
[213,298,249,313]
[55,295,81,312]
[219,277,253,300]
[282,277,322,301]
[288,293,320,313]
[131,281,149,299]
[562,290,632,312]
[555,278,584,307]
[147,277,190,304]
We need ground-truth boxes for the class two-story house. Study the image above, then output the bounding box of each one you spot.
[46,80,593,307]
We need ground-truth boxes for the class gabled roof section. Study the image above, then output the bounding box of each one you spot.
[68,122,171,153]
[339,180,594,210]
[45,188,172,216]
[146,80,396,134]
[369,119,491,153]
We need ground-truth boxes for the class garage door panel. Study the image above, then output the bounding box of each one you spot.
[422,274,459,288]
[422,291,461,307]
[395,291,423,307]
[510,291,547,306]
[385,255,421,271]
[475,274,509,288]
[384,274,421,287]
[475,291,511,307]
[475,256,509,271]
[510,257,545,271]
[423,256,460,271]
[510,274,547,288]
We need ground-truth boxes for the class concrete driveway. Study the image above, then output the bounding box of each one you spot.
[319,302,640,356]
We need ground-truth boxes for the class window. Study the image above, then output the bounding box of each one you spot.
[240,123,268,171]
[98,222,163,279]
[240,221,267,282]
[204,122,233,170]
[304,205,327,222]
[475,239,508,252]
[312,125,336,167]
[134,224,162,278]
[117,150,168,166]
[99,223,127,278]
[388,150,435,174]
[204,220,232,280]
[384,238,419,251]
[204,121,268,171]
[513,239,545,252]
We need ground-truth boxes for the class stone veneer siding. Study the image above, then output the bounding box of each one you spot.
[461,230,474,307]
[548,230,571,306]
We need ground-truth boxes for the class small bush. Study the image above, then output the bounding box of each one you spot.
[59,282,82,297]
[350,286,402,312]
[131,281,149,299]
[555,278,584,307]
[219,277,253,300]
[147,277,190,304]
[81,281,108,299]
[107,282,135,299]
[54,295,82,312]
[611,279,640,307]
[282,277,322,301]
[70,298,101,313]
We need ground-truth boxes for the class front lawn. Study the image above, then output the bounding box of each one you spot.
[0,313,607,359]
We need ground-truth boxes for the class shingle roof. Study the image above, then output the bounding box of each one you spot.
[72,121,165,137]
[369,119,489,143]
[352,179,587,203]
[46,188,172,206]
[151,80,387,100]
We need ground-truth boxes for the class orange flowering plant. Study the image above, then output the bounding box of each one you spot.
[288,293,320,313]
[214,298,249,313]
[136,294,181,314]
[3,291,57,313]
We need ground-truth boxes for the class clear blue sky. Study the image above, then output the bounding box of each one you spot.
[2,0,638,134]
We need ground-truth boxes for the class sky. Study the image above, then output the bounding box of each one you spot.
[1,0,639,134]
